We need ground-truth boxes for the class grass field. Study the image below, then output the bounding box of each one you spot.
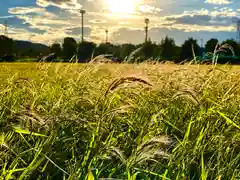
[0,63,239,180]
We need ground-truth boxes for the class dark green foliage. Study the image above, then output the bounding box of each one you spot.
[180,38,201,60]
[1,35,240,62]
[15,40,49,58]
[205,38,218,53]
[141,42,159,60]
[0,35,15,57]
[78,41,97,61]
[63,37,77,60]
[50,43,62,57]
[160,36,177,59]
[221,39,240,56]
[119,44,136,60]
[94,43,115,56]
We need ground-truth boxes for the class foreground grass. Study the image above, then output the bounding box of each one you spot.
[0,63,239,180]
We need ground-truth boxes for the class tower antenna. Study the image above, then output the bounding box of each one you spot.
[4,20,8,36]
[105,29,109,43]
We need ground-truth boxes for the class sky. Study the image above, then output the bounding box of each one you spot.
[0,0,240,45]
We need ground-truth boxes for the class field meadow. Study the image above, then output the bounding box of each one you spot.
[0,62,239,180]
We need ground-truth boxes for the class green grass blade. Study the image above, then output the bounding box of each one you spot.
[217,111,240,129]
[13,127,47,137]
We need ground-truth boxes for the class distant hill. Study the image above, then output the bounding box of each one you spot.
[15,40,49,53]
[0,35,50,60]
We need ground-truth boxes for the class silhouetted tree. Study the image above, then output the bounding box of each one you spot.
[112,45,121,59]
[50,43,62,57]
[173,46,182,63]
[0,35,15,57]
[141,41,159,60]
[205,38,218,53]
[78,41,96,62]
[119,44,136,60]
[180,38,200,60]
[221,39,240,56]
[160,36,176,59]
[63,37,77,60]
[95,43,114,56]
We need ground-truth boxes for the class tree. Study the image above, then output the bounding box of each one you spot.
[62,37,77,60]
[205,38,218,53]
[160,36,176,59]
[141,41,159,60]
[221,39,240,56]
[50,43,62,57]
[94,43,114,56]
[0,35,15,57]
[78,41,96,62]
[119,44,136,60]
[180,38,200,60]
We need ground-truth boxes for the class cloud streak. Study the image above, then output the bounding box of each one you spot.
[36,0,82,9]
[205,0,232,5]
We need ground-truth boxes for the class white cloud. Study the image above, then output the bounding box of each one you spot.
[205,0,232,5]
[36,0,82,9]
[8,7,56,18]
[89,19,107,24]
[138,5,162,14]
[9,7,45,15]
[180,8,237,17]
[161,23,235,32]
[0,15,15,19]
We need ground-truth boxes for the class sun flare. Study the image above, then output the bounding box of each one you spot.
[105,0,140,14]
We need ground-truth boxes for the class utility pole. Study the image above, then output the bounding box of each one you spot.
[105,29,109,43]
[4,20,8,36]
[144,18,150,43]
[80,9,86,43]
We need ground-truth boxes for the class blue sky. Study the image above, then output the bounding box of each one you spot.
[0,0,240,45]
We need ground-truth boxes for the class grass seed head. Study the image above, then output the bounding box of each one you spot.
[105,76,152,97]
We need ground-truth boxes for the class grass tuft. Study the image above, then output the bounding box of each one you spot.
[0,62,239,179]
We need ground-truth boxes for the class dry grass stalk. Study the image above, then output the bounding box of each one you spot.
[173,89,200,105]
[89,55,113,63]
[105,76,152,97]
[191,44,196,61]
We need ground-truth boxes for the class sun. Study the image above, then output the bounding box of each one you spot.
[105,0,140,14]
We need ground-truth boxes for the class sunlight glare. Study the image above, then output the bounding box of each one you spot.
[105,0,140,14]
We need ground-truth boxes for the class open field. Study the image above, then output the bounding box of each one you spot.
[0,63,240,179]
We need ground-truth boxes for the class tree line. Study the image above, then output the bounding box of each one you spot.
[0,35,240,63]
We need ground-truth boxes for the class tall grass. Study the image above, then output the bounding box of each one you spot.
[0,63,239,179]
